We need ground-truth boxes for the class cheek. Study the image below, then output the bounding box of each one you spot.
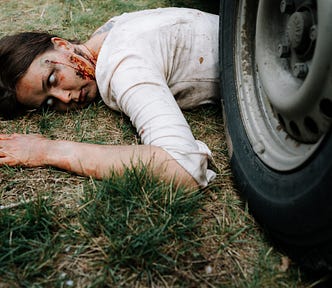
[69,55,95,80]
[16,82,34,104]
[56,73,69,87]
[20,83,33,92]
[59,70,78,87]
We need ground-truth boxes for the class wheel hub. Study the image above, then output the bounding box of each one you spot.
[287,11,313,56]
[255,0,332,143]
[280,1,317,68]
[234,0,332,171]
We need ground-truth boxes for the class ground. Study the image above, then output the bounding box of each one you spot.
[0,0,324,287]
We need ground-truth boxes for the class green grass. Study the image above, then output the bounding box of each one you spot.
[0,0,327,287]
[0,196,59,284]
[78,166,205,286]
[0,167,206,286]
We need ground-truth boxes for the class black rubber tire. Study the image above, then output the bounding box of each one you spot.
[219,0,332,272]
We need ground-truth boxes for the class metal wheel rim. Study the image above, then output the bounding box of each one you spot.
[235,0,332,171]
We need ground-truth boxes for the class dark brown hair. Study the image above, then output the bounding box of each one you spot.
[0,32,56,119]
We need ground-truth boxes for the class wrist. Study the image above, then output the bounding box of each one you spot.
[43,139,75,172]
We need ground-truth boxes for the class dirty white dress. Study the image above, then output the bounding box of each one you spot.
[96,7,219,187]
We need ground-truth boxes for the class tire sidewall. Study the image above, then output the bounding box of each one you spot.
[220,0,332,246]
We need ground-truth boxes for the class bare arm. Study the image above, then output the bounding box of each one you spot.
[0,134,197,188]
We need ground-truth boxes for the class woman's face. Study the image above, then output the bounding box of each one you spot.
[16,38,98,112]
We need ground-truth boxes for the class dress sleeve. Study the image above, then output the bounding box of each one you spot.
[97,52,216,187]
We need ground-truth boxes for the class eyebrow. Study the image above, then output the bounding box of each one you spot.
[32,73,49,108]
[42,74,48,93]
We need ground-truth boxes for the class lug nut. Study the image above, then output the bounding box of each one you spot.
[278,43,290,58]
[280,0,295,14]
[293,63,309,79]
[310,25,317,41]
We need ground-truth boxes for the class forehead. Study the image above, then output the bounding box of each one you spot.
[15,51,56,107]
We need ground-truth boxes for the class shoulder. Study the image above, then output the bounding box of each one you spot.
[107,7,218,32]
[98,8,218,52]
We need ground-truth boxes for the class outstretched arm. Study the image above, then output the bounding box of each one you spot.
[0,134,197,188]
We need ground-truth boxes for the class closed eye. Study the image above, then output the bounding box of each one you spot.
[47,71,57,87]
[40,96,55,110]
[46,97,55,107]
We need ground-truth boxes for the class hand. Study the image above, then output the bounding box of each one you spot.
[0,133,48,167]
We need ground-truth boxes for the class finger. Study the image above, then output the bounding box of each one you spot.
[0,157,16,166]
[0,157,8,165]
[0,152,8,158]
[0,134,13,140]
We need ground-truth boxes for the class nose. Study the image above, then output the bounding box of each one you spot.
[50,87,72,104]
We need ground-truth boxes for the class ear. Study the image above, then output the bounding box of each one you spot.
[51,37,74,52]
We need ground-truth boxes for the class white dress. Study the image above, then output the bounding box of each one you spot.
[96,7,220,187]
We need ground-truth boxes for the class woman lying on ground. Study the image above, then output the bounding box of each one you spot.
[0,7,219,188]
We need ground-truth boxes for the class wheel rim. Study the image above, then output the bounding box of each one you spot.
[235,0,332,171]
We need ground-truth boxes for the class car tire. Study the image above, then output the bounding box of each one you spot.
[219,0,332,272]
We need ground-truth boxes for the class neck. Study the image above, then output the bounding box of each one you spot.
[80,44,98,66]
[83,32,109,60]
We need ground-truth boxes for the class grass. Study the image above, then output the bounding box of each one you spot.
[0,196,58,283]
[78,166,205,286]
[0,168,206,286]
[0,0,327,287]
